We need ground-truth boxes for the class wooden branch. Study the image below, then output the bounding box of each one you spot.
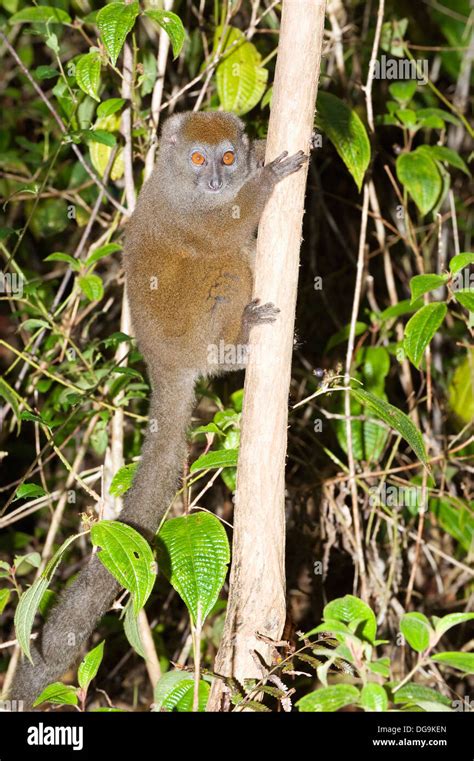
[208,0,326,711]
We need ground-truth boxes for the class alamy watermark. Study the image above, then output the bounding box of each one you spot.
[0,271,24,298]
[370,54,428,84]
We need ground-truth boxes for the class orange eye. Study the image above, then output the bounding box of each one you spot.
[222,150,235,166]
[191,151,206,166]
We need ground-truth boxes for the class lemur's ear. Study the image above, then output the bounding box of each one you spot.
[160,113,190,145]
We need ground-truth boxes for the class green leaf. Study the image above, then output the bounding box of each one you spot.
[91,521,156,615]
[190,448,238,473]
[404,303,447,368]
[153,671,209,712]
[109,463,138,497]
[350,388,427,464]
[14,483,46,501]
[323,595,377,643]
[360,683,388,712]
[78,274,104,302]
[433,613,474,639]
[20,318,50,332]
[325,322,368,352]
[86,242,122,266]
[10,6,71,23]
[215,26,268,116]
[84,129,116,147]
[97,98,126,117]
[175,679,209,712]
[449,252,474,275]
[33,683,78,707]
[431,652,474,674]
[123,599,145,658]
[388,80,418,105]
[35,65,59,81]
[380,18,408,57]
[418,145,470,176]
[76,52,102,102]
[45,251,80,270]
[15,577,50,663]
[430,496,474,551]
[297,684,360,712]
[409,274,448,303]
[377,298,424,322]
[14,532,83,662]
[400,612,432,653]
[316,92,371,192]
[156,512,230,627]
[144,10,186,59]
[0,378,21,427]
[78,640,105,691]
[416,108,460,127]
[0,589,11,614]
[393,683,451,707]
[453,289,474,311]
[97,1,140,67]
[14,552,41,571]
[448,351,474,427]
[396,149,443,215]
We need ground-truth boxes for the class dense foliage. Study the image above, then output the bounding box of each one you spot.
[0,0,472,712]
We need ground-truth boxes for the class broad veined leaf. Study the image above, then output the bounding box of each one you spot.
[449,252,474,275]
[323,595,377,643]
[416,108,460,127]
[190,448,238,474]
[404,302,447,368]
[78,274,104,302]
[78,640,105,691]
[97,98,126,117]
[109,462,138,497]
[0,589,11,614]
[10,6,71,23]
[418,145,470,176]
[453,289,474,312]
[45,251,80,270]
[33,683,78,707]
[89,114,125,181]
[448,351,474,425]
[350,388,427,464]
[297,684,360,712]
[123,599,145,658]
[76,52,102,102]
[91,520,156,615]
[393,683,451,707]
[388,80,417,105]
[144,10,186,59]
[409,274,448,303]
[86,242,122,267]
[316,92,370,192]
[431,652,474,674]
[153,670,209,712]
[360,683,388,712]
[400,612,433,653]
[432,613,474,639]
[97,1,140,67]
[14,483,46,501]
[396,148,443,215]
[156,512,230,627]
[215,26,268,116]
[430,496,474,552]
[376,298,423,322]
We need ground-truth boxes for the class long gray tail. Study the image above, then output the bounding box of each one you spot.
[9,371,196,709]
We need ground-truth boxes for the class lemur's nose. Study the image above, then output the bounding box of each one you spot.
[209,178,223,190]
